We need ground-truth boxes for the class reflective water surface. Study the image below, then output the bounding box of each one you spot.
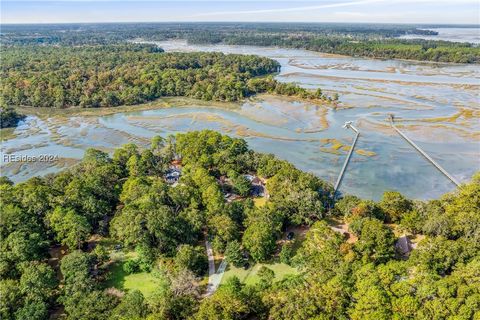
[399,28,480,44]
[2,39,479,200]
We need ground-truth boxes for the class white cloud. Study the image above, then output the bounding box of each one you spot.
[182,0,479,23]
[187,0,386,18]
[2,0,479,24]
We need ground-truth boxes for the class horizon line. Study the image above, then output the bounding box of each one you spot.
[2,21,479,26]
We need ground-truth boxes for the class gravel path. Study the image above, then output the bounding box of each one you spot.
[205,241,227,296]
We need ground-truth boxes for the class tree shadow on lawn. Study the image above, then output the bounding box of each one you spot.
[104,260,127,290]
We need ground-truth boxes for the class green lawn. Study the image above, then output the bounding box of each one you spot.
[105,250,162,297]
[220,262,298,286]
[253,197,267,207]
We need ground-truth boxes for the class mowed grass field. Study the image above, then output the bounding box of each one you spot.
[104,250,162,297]
[220,262,298,286]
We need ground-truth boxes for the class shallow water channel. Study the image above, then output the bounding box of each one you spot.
[1,40,479,200]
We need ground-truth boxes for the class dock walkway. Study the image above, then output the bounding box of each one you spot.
[333,121,360,198]
[389,115,460,187]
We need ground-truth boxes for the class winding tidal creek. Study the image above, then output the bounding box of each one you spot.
[2,40,479,200]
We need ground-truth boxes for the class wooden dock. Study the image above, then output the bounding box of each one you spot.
[334,121,360,198]
[389,115,460,187]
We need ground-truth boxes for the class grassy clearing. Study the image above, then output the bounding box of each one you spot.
[105,250,161,298]
[279,225,309,255]
[253,197,267,207]
[220,262,298,286]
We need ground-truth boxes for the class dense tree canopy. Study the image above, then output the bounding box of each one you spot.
[1,23,478,63]
[0,43,331,112]
[217,35,480,64]
[0,131,478,319]
[0,44,283,108]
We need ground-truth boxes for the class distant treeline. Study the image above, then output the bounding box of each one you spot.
[0,43,332,109]
[185,32,480,64]
[2,23,478,63]
[0,22,438,46]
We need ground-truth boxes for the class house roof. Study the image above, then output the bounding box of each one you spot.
[396,235,412,255]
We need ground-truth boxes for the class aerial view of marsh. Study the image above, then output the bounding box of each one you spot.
[2,34,479,200]
[2,1,480,318]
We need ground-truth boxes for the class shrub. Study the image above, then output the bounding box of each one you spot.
[279,242,294,265]
[123,259,140,274]
[224,241,244,267]
[175,245,208,276]
[136,244,155,272]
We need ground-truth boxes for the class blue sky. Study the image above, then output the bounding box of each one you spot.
[2,0,479,24]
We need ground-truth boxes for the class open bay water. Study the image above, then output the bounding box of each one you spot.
[399,28,480,44]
